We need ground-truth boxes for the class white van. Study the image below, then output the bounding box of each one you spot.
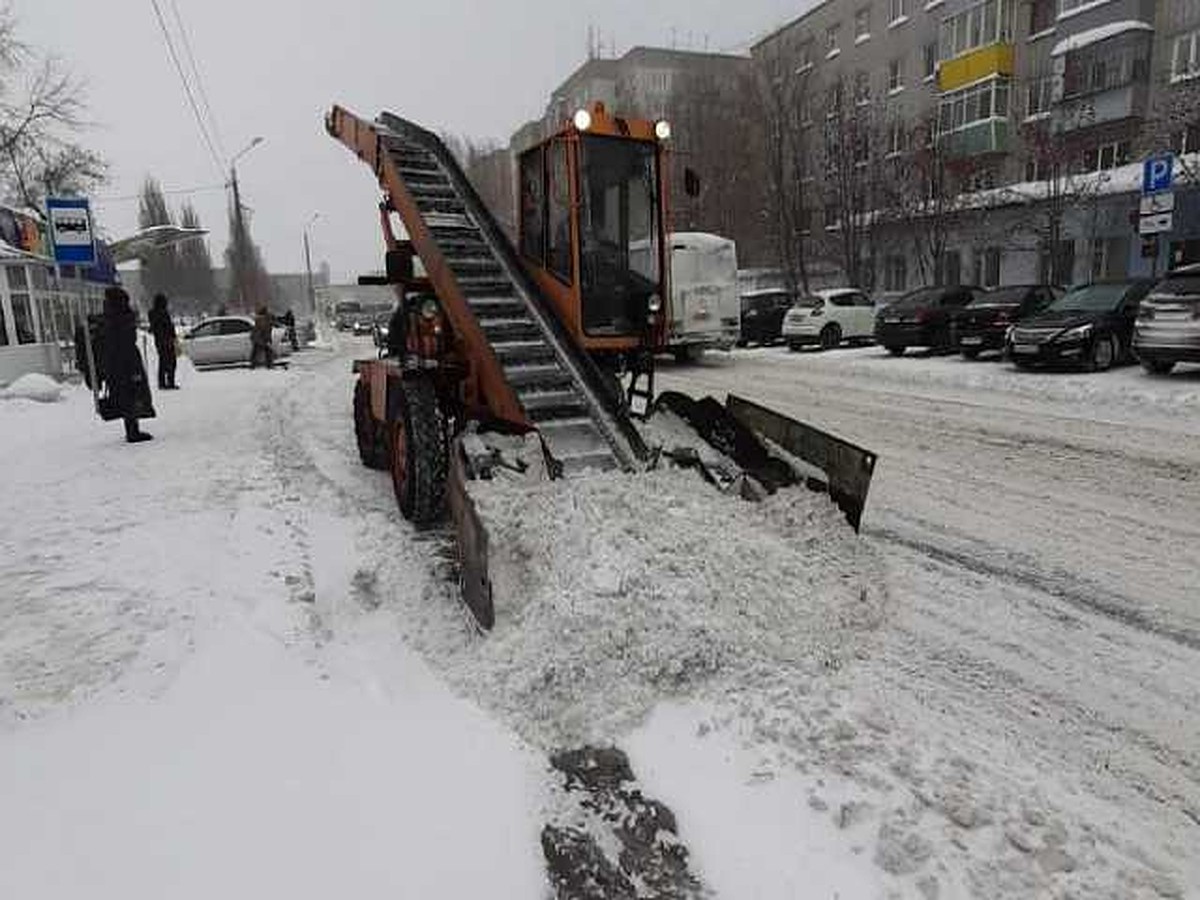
[667,233,740,361]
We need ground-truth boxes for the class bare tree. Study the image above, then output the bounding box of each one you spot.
[818,74,888,289]
[0,9,106,213]
[1140,74,1200,187]
[178,201,216,314]
[753,45,816,295]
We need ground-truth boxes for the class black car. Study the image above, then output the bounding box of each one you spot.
[738,289,792,346]
[1006,280,1155,371]
[875,285,981,356]
[956,284,1061,358]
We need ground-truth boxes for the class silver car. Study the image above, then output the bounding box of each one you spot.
[183,316,293,368]
[1133,264,1200,375]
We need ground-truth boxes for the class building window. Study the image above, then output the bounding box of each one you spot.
[0,298,8,347]
[889,0,908,25]
[1025,76,1053,117]
[1029,0,1054,35]
[887,122,908,156]
[797,40,813,71]
[826,82,843,117]
[923,42,938,80]
[974,247,1001,287]
[938,77,1010,135]
[939,0,1014,61]
[855,71,871,105]
[1175,125,1200,155]
[1079,140,1131,172]
[799,93,813,126]
[889,58,905,92]
[855,7,871,40]
[938,250,962,287]
[884,255,908,291]
[826,24,841,56]
[798,207,814,234]
[1172,31,1200,82]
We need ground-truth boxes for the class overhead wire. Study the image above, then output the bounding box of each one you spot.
[167,0,227,162]
[148,0,225,178]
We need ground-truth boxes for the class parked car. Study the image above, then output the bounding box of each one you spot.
[738,289,792,346]
[956,284,1061,358]
[874,285,981,356]
[1006,280,1154,371]
[183,316,293,368]
[1133,264,1200,375]
[783,288,876,351]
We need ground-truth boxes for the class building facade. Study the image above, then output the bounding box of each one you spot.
[752,0,1200,295]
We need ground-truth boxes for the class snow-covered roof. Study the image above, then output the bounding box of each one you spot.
[1051,21,1153,57]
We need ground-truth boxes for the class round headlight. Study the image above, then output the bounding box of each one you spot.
[648,293,663,313]
[420,298,439,320]
[574,109,593,131]
[655,120,672,141]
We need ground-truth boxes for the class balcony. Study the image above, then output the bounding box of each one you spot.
[938,43,1014,93]
[939,118,1010,158]
[1053,82,1149,133]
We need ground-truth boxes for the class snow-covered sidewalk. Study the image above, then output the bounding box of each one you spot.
[0,353,546,898]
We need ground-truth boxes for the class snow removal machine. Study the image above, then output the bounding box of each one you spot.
[328,103,877,628]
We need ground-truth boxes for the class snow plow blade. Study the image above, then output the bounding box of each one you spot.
[724,394,876,532]
[448,441,495,630]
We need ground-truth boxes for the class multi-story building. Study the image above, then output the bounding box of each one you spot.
[752,0,1200,293]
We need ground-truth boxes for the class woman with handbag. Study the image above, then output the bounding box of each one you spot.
[101,286,155,443]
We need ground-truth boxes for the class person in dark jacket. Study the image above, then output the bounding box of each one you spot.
[282,308,299,351]
[102,286,154,443]
[250,305,274,369]
[148,293,178,390]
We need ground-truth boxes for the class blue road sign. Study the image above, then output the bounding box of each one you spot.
[1143,155,1174,195]
[46,197,96,266]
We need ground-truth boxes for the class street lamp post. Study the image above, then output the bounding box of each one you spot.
[229,136,265,312]
[303,213,320,319]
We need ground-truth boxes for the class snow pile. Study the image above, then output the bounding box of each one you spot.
[462,467,887,748]
[1,372,65,403]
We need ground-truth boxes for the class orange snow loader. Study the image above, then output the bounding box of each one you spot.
[327,103,877,628]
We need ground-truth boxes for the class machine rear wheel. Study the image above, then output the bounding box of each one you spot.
[388,377,448,525]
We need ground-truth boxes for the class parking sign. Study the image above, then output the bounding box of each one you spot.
[1142,155,1174,195]
[46,197,96,266]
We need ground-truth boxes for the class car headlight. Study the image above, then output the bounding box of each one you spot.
[1057,324,1093,342]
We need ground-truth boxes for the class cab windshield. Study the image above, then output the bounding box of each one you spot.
[579,135,661,335]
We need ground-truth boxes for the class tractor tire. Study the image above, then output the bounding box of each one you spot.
[388,377,448,526]
[819,324,842,351]
[354,380,387,470]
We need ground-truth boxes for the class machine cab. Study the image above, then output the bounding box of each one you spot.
[517,103,670,355]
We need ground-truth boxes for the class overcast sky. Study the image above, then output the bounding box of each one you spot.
[18,0,806,283]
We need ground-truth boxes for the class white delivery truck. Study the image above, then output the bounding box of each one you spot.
[667,232,740,361]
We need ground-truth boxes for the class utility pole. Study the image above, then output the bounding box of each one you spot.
[228,136,265,313]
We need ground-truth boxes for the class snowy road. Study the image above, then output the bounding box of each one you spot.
[660,347,1200,897]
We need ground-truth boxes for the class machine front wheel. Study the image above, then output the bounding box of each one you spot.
[389,377,448,525]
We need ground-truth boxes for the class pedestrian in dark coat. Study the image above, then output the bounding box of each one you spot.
[148,293,178,390]
[250,305,274,369]
[282,308,299,351]
[101,286,155,443]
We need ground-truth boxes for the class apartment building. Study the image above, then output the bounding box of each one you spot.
[752,0,1200,291]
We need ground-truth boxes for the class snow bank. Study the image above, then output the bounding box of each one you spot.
[1,372,65,403]
[461,466,887,748]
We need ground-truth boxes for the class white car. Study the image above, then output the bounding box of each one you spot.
[183,316,293,368]
[782,288,876,351]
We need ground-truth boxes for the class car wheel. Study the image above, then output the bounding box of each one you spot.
[885,345,905,357]
[1088,335,1116,372]
[787,342,802,352]
[961,349,981,360]
[819,324,842,351]
[1141,357,1176,376]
